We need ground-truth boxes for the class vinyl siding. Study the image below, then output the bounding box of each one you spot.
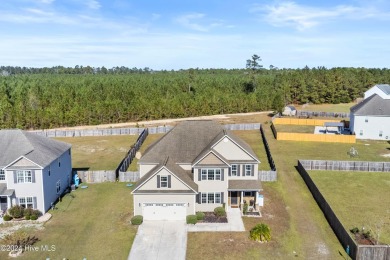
[137,168,192,191]
[213,137,254,161]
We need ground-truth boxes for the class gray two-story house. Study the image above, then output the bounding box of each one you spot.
[132,120,262,221]
[0,130,72,214]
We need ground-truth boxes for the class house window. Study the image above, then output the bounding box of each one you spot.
[231,165,238,176]
[359,130,363,136]
[379,131,383,137]
[244,191,252,196]
[19,197,34,208]
[56,180,61,194]
[365,118,368,122]
[160,176,168,188]
[16,170,32,183]
[201,169,222,180]
[48,166,51,177]
[244,165,252,176]
[201,192,222,204]
[0,170,5,181]
[58,158,61,167]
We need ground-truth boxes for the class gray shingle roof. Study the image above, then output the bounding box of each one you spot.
[228,180,262,190]
[376,84,390,95]
[140,120,225,164]
[0,129,71,168]
[0,183,14,196]
[350,94,390,116]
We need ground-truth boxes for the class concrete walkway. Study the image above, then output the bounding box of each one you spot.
[187,208,245,232]
[128,220,187,260]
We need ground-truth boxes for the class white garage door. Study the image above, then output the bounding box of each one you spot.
[143,203,186,221]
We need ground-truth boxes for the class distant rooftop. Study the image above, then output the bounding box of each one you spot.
[376,84,390,95]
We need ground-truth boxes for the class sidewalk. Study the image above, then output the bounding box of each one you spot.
[187,208,245,232]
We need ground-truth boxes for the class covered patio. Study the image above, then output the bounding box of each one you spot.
[228,180,263,214]
[0,184,14,214]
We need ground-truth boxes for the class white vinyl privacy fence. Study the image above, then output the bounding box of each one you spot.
[300,160,390,172]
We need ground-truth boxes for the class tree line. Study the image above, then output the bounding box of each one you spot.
[0,66,389,129]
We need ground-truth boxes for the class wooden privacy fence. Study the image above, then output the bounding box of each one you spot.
[298,160,390,260]
[300,160,390,172]
[116,128,149,178]
[276,132,356,143]
[296,111,350,118]
[273,117,341,126]
[258,171,277,181]
[75,170,139,183]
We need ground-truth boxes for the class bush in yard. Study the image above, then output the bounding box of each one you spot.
[186,215,197,225]
[30,215,38,221]
[2,230,39,250]
[249,223,271,242]
[350,227,359,234]
[31,209,42,219]
[24,208,34,219]
[131,215,143,225]
[214,207,226,217]
[3,215,12,221]
[243,203,249,215]
[8,205,24,219]
[196,212,205,220]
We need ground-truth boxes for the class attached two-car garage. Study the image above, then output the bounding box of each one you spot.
[142,203,187,221]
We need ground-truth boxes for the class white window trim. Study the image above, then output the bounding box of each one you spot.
[160,176,168,188]
[201,169,222,181]
[0,170,5,181]
[17,170,32,183]
[244,165,252,176]
[201,192,222,204]
[231,164,238,176]
[18,197,34,208]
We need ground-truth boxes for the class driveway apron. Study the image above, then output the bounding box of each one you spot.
[128,220,187,260]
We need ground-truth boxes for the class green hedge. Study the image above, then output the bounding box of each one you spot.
[214,207,226,217]
[131,215,143,225]
[186,215,197,225]
[196,211,205,220]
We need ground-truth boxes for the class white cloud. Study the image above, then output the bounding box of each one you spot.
[175,13,208,32]
[36,0,55,4]
[86,0,101,10]
[252,1,390,31]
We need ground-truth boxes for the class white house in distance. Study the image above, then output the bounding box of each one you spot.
[132,120,262,221]
[350,84,390,140]
[0,129,72,213]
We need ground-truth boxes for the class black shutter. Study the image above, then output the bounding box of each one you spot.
[228,167,231,176]
[221,170,224,181]
[237,165,241,176]
[33,197,37,209]
[13,171,17,183]
[157,175,160,188]
[251,165,254,176]
[221,192,224,204]
[168,175,171,188]
[198,169,201,181]
[197,193,202,204]
[31,170,36,183]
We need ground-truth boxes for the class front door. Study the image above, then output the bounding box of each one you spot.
[0,197,7,211]
[230,191,238,205]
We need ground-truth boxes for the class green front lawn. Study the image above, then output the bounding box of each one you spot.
[0,183,137,259]
[309,171,390,244]
[55,135,138,170]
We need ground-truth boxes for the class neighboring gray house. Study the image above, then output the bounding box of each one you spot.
[132,120,262,221]
[350,84,390,140]
[0,129,72,213]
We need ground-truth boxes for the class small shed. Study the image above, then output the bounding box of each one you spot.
[324,122,345,134]
[282,105,297,116]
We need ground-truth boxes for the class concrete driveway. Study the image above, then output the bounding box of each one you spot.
[128,220,187,260]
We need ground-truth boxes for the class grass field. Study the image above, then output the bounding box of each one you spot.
[55,135,138,170]
[274,124,316,133]
[294,103,355,113]
[309,171,390,244]
[0,183,137,259]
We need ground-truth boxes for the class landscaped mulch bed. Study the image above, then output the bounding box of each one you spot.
[199,212,227,223]
[352,233,377,245]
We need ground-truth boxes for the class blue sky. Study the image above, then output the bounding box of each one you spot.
[1,0,390,69]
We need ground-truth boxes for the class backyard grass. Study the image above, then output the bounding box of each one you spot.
[274,124,316,133]
[232,130,271,170]
[309,171,390,244]
[294,103,355,113]
[55,135,138,170]
[128,134,164,171]
[0,183,137,259]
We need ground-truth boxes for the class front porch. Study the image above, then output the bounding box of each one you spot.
[228,180,263,215]
[0,183,14,214]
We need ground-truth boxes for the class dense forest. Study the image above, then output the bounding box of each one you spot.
[0,65,389,129]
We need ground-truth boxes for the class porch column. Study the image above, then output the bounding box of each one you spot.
[7,196,11,209]
[240,191,244,204]
[255,191,259,210]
